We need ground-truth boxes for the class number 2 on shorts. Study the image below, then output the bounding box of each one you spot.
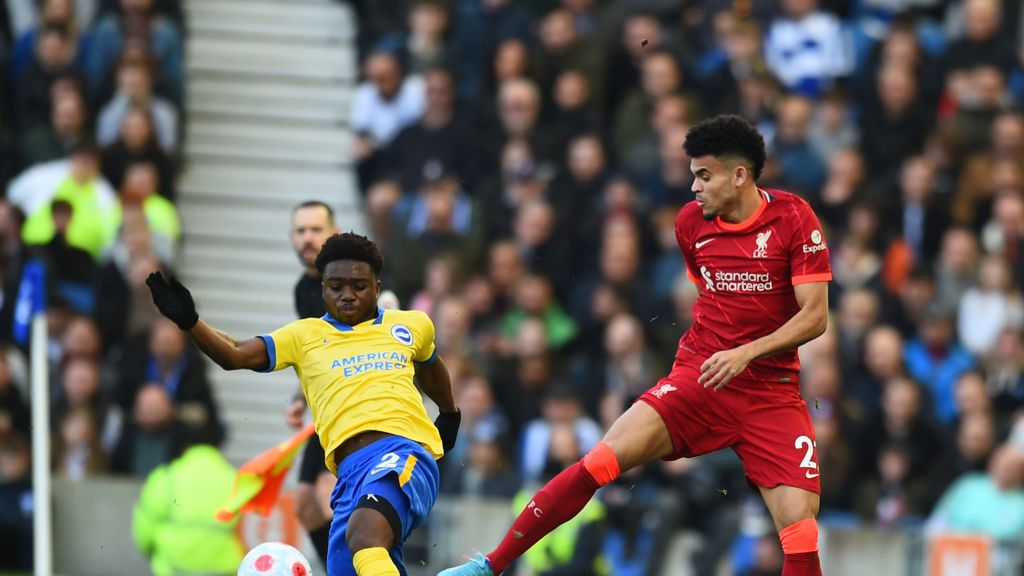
[794,435,819,477]
[371,452,401,475]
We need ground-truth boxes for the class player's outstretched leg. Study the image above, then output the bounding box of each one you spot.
[438,401,673,576]
[760,485,822,576]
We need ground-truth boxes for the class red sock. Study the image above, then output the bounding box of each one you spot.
[486,461,601,574]
[782,551,821,576]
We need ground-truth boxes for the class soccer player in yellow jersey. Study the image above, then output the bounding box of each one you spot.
[145,232,461,576]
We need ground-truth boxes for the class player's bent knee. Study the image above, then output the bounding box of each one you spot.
[582,442,621,486]
[347,495,403,551]
[778,517,819,554]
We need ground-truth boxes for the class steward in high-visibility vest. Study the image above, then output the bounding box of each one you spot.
[132,423,244,576]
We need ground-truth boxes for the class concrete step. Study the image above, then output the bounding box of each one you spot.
[188,36,357,82]
[188,0,354,44]
[187,120,351,149]
[188,99,347,126]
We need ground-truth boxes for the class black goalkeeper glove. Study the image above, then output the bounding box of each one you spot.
[434,409,461,455]
[145,272,199,331]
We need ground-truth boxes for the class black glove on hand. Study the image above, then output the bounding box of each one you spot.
[145,272,199,331]
[434,409,461,455]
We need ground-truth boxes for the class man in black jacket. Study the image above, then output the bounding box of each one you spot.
[285,201,338,564]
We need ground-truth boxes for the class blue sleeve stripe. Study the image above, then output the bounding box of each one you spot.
[256,334,276,372]
[416,348,437,366]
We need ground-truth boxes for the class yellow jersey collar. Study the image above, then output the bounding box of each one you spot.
[321,306,385,332]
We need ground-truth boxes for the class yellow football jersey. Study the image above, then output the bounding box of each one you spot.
[259,307,443,474]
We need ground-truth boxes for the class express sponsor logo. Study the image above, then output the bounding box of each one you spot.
[802,228,827,254]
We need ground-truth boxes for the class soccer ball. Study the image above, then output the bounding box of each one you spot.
[238,542,313,576]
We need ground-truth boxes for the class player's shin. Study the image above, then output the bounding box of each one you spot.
[353,547,400,575]
[779,517,822,576]
[486,442,620,574]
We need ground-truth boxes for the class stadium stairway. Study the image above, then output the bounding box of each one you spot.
[180,0,363,466]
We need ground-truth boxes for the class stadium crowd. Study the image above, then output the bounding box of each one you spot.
[0,0,1023,573]
[346,0,1024,573]
[0,0,196,571]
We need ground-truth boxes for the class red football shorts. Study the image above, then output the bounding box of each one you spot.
[637,358,820,494]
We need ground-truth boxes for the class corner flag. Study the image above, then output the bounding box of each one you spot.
[13,260,46,345]
[216,423,316,521]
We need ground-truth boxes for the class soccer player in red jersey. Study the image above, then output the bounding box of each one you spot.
[439,114,831,576]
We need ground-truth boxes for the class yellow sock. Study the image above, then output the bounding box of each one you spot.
[353,547,399,576]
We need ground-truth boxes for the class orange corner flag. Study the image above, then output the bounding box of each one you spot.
[215,423,316,522]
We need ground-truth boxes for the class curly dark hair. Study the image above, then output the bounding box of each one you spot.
[314,232,384,276]
[683,114,766,180]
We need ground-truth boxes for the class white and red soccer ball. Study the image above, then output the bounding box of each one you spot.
[238,542,313,576]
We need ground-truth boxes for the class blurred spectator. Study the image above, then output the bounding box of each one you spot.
[768,94,826,197]
[100,105,176,199]
[981,193,1024,288]
[0,435,32,572]
[530,9,602,112]
[448,0,531,100]
[957,255,1024,357]
[386,168,481,302]
[54,405,109,480]
[350,50,425,188]
[118,161,180,257]
[945,0,1018,75]
[490,316,559,433]
[0,351,29,441]
[835,288,880,366]
[132,418,245,576]
[396,0,452,75]
[953,371,994,421]
[860,65,931,189]
[12,141,118,261]
[54,355,121,443]
[15,24,82,130]
[28,199,98,311]
[816,148,864,233]
[847,325,904,416]
[698,16,764,118]
[441,417,519,498]
[117,317,220,442]
[986,329,1024,426]
[490,77,560,170]
[441,374,508,477]
[383,67,471,192]
[519,384,600,484]
[410,256,459,315]
[891,155,950,268]
[904,305,975,423]
[0,201,29,345]
[501,274,577,351]
[808,89,859,164]
[547,69,599,151]
[511,200,573,296]
[111,382,180,477]
[763,0,853,97]
[86,0,184,103]
[933,227,979,314]
[927,443,1024,544]
[93,206,166,351]
[10,0,91,82]
[948,65,1010,154]
[854,441,932,526]
[636,122,693,209]
[599,313,659,428]
[18,87,88,168]
[952,112,1024,229]
[948,411,998,478]
[614,49,694,163]
[856,377,947,500]
[96,58,178,153]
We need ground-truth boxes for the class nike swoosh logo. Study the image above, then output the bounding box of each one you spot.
[695,238,715,249]
[805,471,820,479]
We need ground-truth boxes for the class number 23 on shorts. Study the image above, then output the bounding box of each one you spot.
[795,435,819,479]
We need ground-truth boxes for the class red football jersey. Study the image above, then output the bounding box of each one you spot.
[675,188,831,383]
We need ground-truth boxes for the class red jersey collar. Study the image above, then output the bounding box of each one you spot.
[716,188,769,231]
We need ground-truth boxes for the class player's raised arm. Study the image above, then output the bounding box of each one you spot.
[146,272,270,371]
